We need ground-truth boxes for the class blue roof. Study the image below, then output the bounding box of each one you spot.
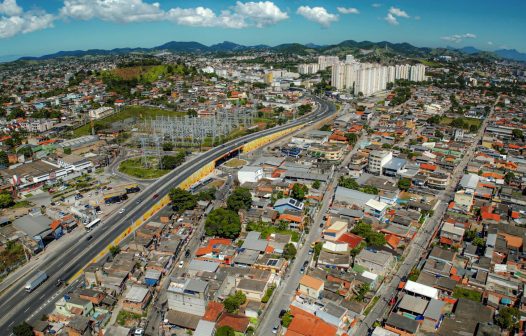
[383,157,407,171]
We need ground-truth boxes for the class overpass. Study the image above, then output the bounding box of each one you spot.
[0,97,336,334]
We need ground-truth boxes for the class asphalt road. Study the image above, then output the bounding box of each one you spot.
[256,105,376,336]
[353,99,496,335]
[0,97,336,334]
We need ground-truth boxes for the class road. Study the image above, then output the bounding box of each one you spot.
[257,104,378,336]
[353,99,496,335]
[0,97,337,334]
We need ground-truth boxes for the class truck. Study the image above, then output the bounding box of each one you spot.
[25,271,48,292]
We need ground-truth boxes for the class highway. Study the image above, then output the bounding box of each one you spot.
[0,97,336,334]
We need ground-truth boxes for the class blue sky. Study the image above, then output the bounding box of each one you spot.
[1,0,525,58]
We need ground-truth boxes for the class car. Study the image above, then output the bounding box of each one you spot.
[300,267,305,274]
[319,223,324,228]
[308,248,313,255]
[272,320,280,334]
[118,208,125,214]
[178,260,184,268]
[279,309,287,318]
[86,235,93,241]
[153,194,159,199]
[134,328,144,336]
[55,279,64,287]
[136,198,142,204]
[303,260,309,268]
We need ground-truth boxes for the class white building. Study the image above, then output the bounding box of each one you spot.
[367,150,393,175]
[318,56,340,71]
[298,63,320,75]
[237,166,264,185]
[89,106,114,120]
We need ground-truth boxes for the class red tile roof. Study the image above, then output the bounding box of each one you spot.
[203,301,224,322]
[286,306,337,336]
[216,313,249,333]
[420,163,437,171]
[337,233,363,249]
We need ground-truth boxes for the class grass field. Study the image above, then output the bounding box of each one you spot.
[453,286,482,302]
[417,59,443,68]
[440,116,482,128]
[118,157,171,179]
[73,106,187,137]
[224,158,247,168]
[111,65,168,81]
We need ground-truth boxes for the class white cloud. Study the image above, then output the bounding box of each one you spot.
[60,0,164,23]
[384,6,410,25]
[233,1,288,27]
[337,7,359,15]
[414,15,421,21]
[297,6,338,27]
[487,41,493,46]
[385,12,398,25]
[60,0,287,28]
[372,3,382,8]
[0,0,22,16]
[389,7,409,18]
[441,33,477,43]
[0,0,54,39]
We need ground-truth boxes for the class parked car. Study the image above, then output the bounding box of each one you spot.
[153,194,159,199]
[272,320,280,334]
[178,261,184,268]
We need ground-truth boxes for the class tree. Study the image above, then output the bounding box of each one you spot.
[197,188,216,201]
[495,307,520,331]
[281,311,293,327]
[12,322,33,336]
[319,124,331,132]
[434,130,444,139]
[283,243,297,260]
[162,142,174,151]
[160,153,185,170]
[109,245,121,256]
[397,178,412,191]
[351,222,386,247]
[355,283,370,302]
[0,192,14,208]
[227,188,252,212]
[205,208,241,238]
[472,237,486,247]
[169,188,197,213]
[512,128,523,140]
[187,109,198,117]
[223,291,246,313]
[345,133,358,145]
[291,184,308,201]
[313,242,323,259]
[215,326,235,336]
[297,104,312,116]
[312,180,321,190]
[63,147,72,155]
[0,151,9,168]
[505,171,515,184]
[16,146,32,159]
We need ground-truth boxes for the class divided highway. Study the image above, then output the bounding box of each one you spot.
[0,97,336,334]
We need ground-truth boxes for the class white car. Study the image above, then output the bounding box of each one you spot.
[118,208,125,214]
[178,260,184,268]
[134,328,144,336]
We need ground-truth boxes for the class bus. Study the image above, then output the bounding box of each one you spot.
[85,218,101,232]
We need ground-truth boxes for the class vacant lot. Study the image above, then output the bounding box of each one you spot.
[73,106,186,137]
[440,116,482,128]
[224,158,247,168]
[118,157,170,179]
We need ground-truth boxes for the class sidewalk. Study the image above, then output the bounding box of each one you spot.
[0,228,84,294]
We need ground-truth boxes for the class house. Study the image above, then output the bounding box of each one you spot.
[274,197,304,213]
[384,313,420,336]
[216,313,250,333]
[365,199,389,219]
[286,306,337,336]
[440,222,464,247]
[122,286,151,314]
[323,220,348,241]
[236,278,269,301]
[167,278,209,316]
[355,249,394,277]
[238,166,263,185]
[298,275,324,299]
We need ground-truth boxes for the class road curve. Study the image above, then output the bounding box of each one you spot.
[0,96,336,334]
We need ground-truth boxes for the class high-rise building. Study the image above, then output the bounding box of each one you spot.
[318,56,340,71]
[298,63,320,75]
[330,59,426,96]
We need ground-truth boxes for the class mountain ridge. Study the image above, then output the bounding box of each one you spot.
[16,40,526,62]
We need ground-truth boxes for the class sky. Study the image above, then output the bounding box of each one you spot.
[0,0,525,59]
